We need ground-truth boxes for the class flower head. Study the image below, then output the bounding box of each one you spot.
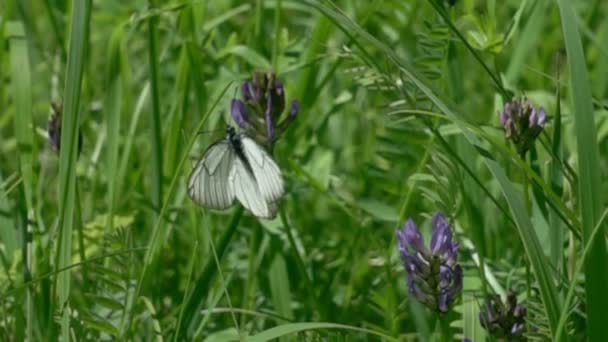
[396,212,462,313]
[498,97,546,156]
[479,292,527,340]
[231,72,299,148]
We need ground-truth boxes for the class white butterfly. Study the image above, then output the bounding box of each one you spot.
[187,126,284,218]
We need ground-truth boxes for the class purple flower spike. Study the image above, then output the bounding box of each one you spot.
[479,291,527,340]
[396,211,462,313]
[498,97,547,156]
[232,72,300,147]
[231,99,250,129]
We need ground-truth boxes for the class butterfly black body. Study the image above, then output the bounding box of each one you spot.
[226,126,255,175]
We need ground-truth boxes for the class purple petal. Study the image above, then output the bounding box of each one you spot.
[265,95,276,141]
[289,100,299,119]
[499,110,507,128]
[275,80,284,97]
[242,82,254,101]
[537,107,546,127]
[529,108,537,128]
[438,292,450,313]
[439,265,452,289]
[403,219,428,255]
[231,99,249,129]
[513,304,527,318]
[431,213,452,255]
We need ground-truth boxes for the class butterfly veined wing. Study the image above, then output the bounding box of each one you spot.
[230,155,277,218]
[240,136,284,203]
[187,141,236,209]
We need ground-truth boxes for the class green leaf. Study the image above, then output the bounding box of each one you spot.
[358,199,399,222]
[269,254,294,321]
[218,45,272,70]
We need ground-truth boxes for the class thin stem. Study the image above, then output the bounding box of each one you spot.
[279,206,314,297]
[272,0,282,71]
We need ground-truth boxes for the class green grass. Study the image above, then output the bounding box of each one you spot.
[2,0,608,340]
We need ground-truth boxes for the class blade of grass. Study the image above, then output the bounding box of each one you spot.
[7,20,36,342]
[556,1,608,341]
[104,25,125,237]
[54,1,91,340]
[147,0,164,215]
[245,322,398,342]
[549,81,564,271]
[555,208,608,342]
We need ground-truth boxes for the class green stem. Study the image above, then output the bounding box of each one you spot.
[521,154,531,214]
[437,314,452,342]
[272,0,282,71]
[279,206,314,302]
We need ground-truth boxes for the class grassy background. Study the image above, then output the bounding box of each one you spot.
[1,0,608,340]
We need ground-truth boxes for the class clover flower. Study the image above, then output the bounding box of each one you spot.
[231,72,299,148]
[498,96,546,156]
[479,292,527,340]
[396,212,463,313]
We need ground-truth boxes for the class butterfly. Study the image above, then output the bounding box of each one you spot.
[187,126,284,218]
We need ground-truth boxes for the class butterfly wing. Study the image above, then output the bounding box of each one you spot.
[230,155,275,218]
[240,136,284,203]
[187,141,236,209]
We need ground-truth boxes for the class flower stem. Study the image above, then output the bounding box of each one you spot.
[272,0,282,71]
[521,153,531,214]
[437,314,453,342]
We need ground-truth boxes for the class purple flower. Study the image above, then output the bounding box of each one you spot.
[396,212,462,313]
[231,72,299,148]
[479,292,527,340]
[498,97,547,156]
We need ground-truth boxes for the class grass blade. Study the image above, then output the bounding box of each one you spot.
[147,0,164,214]
[7,20,36,342]
[55,1,91,340]
[556,1,608,341]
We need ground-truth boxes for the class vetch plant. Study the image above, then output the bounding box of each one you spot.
[231,72,299,148]
[479,292,527,341]
[498,96,546,157]
[396,212,463,313]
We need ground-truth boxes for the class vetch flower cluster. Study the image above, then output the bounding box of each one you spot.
[498,96,546,156]
[479,292,527,340]
[396,212,463,313]
[231,72,299,148]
